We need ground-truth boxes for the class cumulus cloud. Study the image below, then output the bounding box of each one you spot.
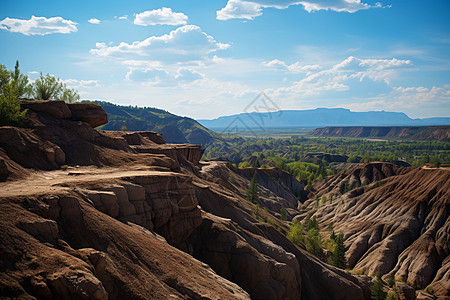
[88,18,101,24]
[90,25,229,62]
[263,59,320,73]
[175,68,204,82]
[134,7,188,26]
[217,0,262,20]
[125,67,203,86]
[344,85,450,115]
[62,79,100,88]
[0,15,77,35]
[273,56,414,96]
[217,0,384,20]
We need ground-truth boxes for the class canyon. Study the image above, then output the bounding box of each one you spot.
[0,101,448,299]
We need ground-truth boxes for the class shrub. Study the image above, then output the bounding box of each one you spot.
[287,219,304,246]
[32,73,80,102]
[33,73,62,100]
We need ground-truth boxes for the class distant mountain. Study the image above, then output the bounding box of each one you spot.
[198,108,450,129]
[94,101,215,145]
[312,126,450,141]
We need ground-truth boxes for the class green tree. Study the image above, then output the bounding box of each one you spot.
[331,231,346,269]
[305,215,319,231]
[10,60,31,97]
[33,73,62,100]
[246,173,259,204]
[287,219,304,246]
[371,275,387,300]
[305,228,322,256]
[280,206,287,221]
[31,73,80,102]
[0,64,28,127]
[60,83,80,103]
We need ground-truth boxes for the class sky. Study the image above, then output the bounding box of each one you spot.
[1,0,449,119]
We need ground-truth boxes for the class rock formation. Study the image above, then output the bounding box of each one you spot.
[0,100,377,299]
[300,162,450,299]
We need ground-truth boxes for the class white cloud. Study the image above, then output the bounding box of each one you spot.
[273,56,414,97]
[90,25,229,62]
[217,0,385,20]
[119,15,128,20]
[263,59,320,73]
[344,85,450,116]
[88,18,101,24]
[134,7,188,26]
[0,15,77,35]
[62,79,100,88]
[217,0,262,20]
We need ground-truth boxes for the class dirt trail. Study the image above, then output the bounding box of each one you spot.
[0,164,174,198]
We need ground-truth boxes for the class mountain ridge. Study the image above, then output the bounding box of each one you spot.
[198,108,450,129]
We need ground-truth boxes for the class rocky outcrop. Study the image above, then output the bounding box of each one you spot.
[199,161,303,219]
[67,102,108,128]
[188,164,370,300]
[311,162,408,198]
[301,163,450,299]
[0,192,249,299]
[0,101,379,299]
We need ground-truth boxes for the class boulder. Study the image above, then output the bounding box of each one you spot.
[68,103,108,128]
[21,99,72,119]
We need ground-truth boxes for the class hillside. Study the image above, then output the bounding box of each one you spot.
[95,101,215,145]
[300,162,449,299]
[312,126,450,141]
[0,100,376,300]
[198,108,450,129]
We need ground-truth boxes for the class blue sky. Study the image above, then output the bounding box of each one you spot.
[1,0,449,119]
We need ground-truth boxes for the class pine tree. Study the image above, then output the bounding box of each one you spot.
[331,231,346,269]
[280,207,287,221]
[371,275,387,300]
[246,173,259,204]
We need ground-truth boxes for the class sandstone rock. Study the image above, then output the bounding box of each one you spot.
[68,102,108,128]
[85,190,119,218]
[47,269,108,300]
[26,275,52,300]
[17,218,59,242]
[394,282,416,300]
[21,99,72,119]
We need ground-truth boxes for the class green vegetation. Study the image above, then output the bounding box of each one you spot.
[330,231,346,269]
[204,135,450,184]
[371,275,387,300]
[32,73,80,102]
[287,219,304,246]
[1,61,82,127]
[280,206,287,221]
[0,63,28,126]
[246,174,259,204]
[95,101,216,145]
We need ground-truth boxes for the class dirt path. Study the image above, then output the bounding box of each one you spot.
[0,165,174,198]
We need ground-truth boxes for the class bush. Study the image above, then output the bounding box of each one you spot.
[32,73,80,102]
